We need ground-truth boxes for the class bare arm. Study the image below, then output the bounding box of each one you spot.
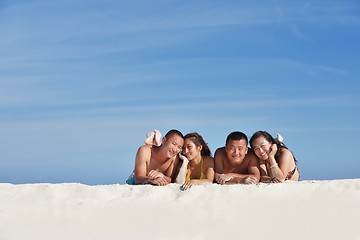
[180,156,215,190]
[226,152,260,184]
[247,153,261,182]
[133,146,150,184]
[163,159,176,183]
[214,148,225,182]
[214,148,245,184]
[270,148,296,182]
[259,159,268,176]
[148,157,177,186]
[225,173,257,184]
[259,160,274,182]
[204,156,215,182]
[227,169,260,183]
[133,145,171,186]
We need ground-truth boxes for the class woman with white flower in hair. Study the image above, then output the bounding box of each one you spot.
[249,131,300,183]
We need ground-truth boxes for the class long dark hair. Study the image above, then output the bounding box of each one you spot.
[184,132,212,157]
[249,131,297,164]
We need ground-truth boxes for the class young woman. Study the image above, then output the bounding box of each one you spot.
[175,132,215,190]
[249,131,300,183]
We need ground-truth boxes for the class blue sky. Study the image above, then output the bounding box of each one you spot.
[1,0,359,184]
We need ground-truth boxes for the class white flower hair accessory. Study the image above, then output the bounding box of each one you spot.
[276,133,284,145]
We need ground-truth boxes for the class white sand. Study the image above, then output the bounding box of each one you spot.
[1,179,360,240]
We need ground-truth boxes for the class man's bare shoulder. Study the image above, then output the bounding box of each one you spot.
[245,148,257,161]
[136,145,153,161]
[138,144,152,152]
[214,147,226,156]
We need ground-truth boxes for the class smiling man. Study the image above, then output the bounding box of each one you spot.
[127,129,184,186]
[214,131,260,184]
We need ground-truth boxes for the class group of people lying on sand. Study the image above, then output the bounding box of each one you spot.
[126,129,300,190]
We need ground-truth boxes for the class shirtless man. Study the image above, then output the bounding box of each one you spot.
[214,131,260,185]
[128,129,184,186]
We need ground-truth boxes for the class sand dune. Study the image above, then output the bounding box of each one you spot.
[1,179,360,240]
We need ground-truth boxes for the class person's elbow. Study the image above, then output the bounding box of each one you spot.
[134,172,146,185]
[253,173,261,182]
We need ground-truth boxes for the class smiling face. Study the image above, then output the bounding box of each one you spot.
[251,136,272,160]
[162,134,184,158]
[225,139,248,164]
[182,138,202,161]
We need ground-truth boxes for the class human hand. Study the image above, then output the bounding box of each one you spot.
[267,144,278,160]
[180,181,193,191]
[242,176,258,184]
[270,177,284,183]
[148,170,164,180]
[149,177,168,186]
[215,174,232,185]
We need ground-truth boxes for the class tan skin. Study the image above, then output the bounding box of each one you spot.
[180,138,215,190]
[251,136,299,183]
[214,139,260,184]
[134,134,184,186]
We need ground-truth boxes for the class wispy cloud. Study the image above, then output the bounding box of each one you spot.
[2,0,357,57]
[0,55,352,112]
[1,0,359,183]
[289,23,313,41]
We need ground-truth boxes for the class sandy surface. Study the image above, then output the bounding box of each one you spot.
[1,179,360,240]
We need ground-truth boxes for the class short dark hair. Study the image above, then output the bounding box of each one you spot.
[225,131,248,145]
[164,129,184,139]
